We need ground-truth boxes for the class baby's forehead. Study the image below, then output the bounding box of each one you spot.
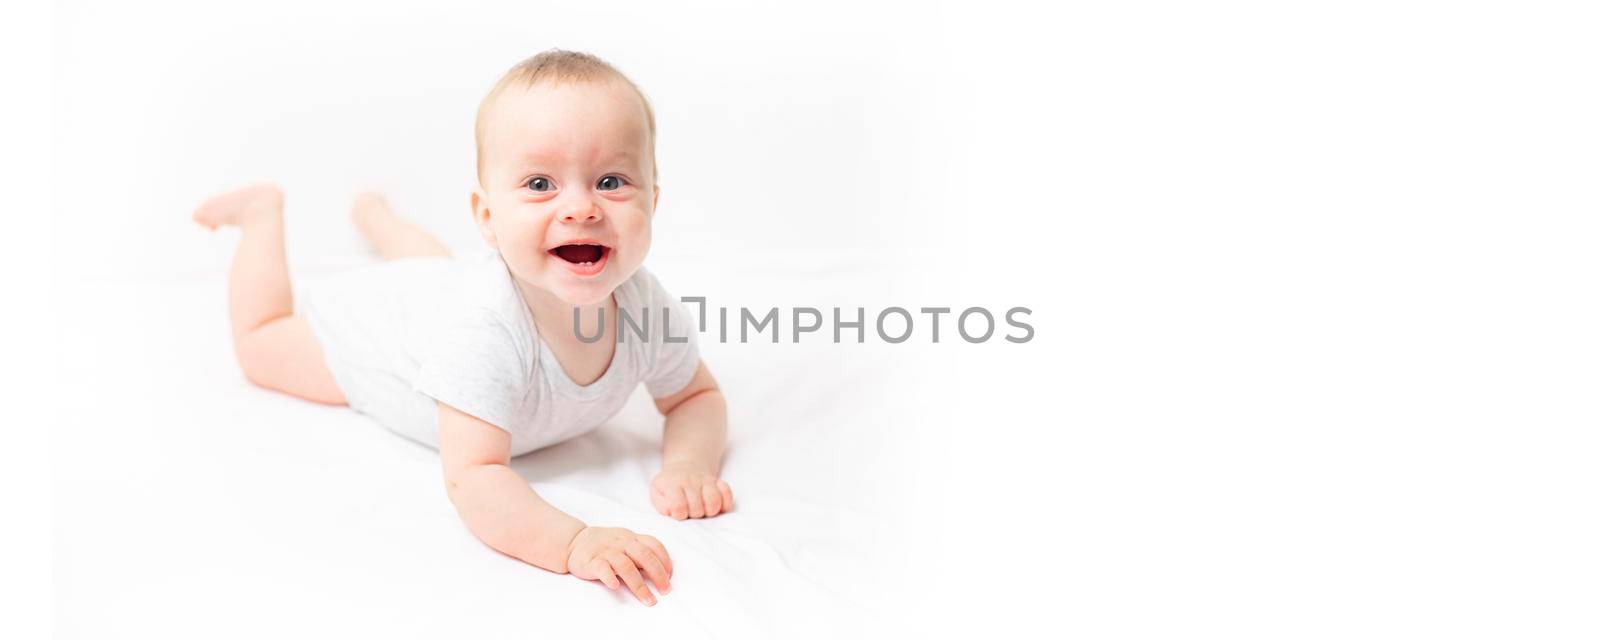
[486,80,648,132]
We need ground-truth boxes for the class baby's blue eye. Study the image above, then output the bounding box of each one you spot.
[597,175,625,191]
[526,176,554,192]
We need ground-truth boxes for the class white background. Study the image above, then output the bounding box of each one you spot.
[24,0,1600,637]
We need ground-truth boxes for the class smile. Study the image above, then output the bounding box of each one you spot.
[548,243,611,277]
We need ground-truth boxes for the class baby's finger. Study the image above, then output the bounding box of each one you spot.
[718,480,734,512]
[591,558,621,590]
[626,541,671,593]
[639,535,673,578]
[609,553,656,606]
[683,486,706,519]
[701,483,723,517]
[664,489,689,520]
[649,486,672,516]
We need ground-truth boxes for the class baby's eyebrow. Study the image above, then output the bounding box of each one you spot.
[592,148,641,168]
[515,149,567,165]
[508,147,642,174]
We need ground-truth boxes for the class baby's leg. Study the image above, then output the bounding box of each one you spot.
[193,184,346,405]
[350,192,451,259]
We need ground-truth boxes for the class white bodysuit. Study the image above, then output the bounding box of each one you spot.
[300,250,700,456]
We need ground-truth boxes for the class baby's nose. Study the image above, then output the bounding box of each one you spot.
[559,203,603,223]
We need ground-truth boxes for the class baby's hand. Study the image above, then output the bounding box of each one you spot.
[566,526,672,606]
[650,463,734,519]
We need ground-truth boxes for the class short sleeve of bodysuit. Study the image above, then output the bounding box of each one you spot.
[632,269,702,398]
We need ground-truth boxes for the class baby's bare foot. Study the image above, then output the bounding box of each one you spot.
[192,183,283,230]
[349,191,396,236]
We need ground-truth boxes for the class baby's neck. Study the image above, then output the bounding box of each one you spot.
[516,280,617,348]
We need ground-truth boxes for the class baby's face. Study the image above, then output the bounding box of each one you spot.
[473,80,657,307]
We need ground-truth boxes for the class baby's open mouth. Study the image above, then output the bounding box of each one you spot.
[549,243,609,265]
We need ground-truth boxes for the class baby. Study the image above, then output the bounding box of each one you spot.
[191,50,730,607]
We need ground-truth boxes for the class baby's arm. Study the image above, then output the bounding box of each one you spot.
[438,402,672,605]
[650,361,735,519]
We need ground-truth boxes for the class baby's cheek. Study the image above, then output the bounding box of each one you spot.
[618,223,650,260]
[630,216,653,246]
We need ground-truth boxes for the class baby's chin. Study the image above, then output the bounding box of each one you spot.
[527,269,628,307]
[549,284,616,307]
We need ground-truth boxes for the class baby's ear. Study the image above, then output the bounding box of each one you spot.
[652,184,661,214]
[470,188,498,248]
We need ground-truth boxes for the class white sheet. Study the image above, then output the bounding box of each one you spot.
[53,252,905,638]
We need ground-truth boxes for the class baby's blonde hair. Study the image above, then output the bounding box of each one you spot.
[474,49,657,185]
